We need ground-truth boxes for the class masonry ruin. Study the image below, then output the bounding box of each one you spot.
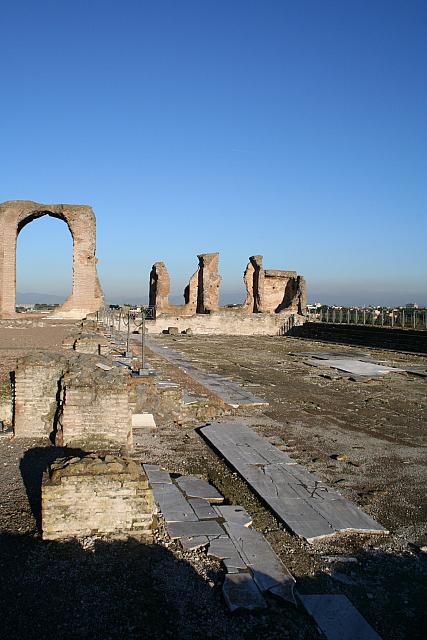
[0,200,104,319]
[42,455,155,541]
[148,253,306,335]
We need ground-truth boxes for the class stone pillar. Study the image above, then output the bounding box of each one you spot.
[196,253,221,314]
[249,255,265,313]
[149,262,170,312]
[183,269,198,313]
[297,276,307,315]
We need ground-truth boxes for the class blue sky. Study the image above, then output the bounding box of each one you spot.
[2,0,426,306]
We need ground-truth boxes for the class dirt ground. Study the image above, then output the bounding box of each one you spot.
[0,323,426,639]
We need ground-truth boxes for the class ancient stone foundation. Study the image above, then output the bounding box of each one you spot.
[14,351,133,451]
[42,455,155,541]
[0,200,104,319]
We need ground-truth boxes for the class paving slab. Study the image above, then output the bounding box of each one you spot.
[166,520,224,540]
[146,338,269,407]
[222,573,267,612]
[143,464,173,484]
[299,594,382,640]
[180,536,209,551]
[188,498,218,519]
[224,522,296,604]
[304,358,402,377]
[215,505,252,527]
[175,475,224,503]
[201,421,387,542]
[132,413,156,428]
[151,483,198,522]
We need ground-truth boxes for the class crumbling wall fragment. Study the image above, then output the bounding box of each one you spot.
[0,200,104,319]
[42,455,154,540]
[196,253,221,314]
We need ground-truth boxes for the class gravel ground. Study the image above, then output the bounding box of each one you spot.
[0,325,426,639]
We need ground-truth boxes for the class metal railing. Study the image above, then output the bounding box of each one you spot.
[95,305,156,374]
[306,307,427,331]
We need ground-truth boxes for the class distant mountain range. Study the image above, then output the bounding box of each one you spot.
[16,292,67,304]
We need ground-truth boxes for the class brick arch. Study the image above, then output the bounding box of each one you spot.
[0,200,104,318]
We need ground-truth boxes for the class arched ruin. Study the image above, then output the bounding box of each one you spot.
[0,200,104,319]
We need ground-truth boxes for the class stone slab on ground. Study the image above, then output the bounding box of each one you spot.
[222,573,267,612]
[166,520,224,540]
[304,358,402,377]
[145,338,269,407]
[224,522,296,603]
[188,498,219,519]
[180,536,209,551]
[143,464,173,484]
[151,482,198,523]
[299,594,382,640]
[215,505,252,527]
[201,421,387,542]
[132,413,156,428]
[175,475,224,503]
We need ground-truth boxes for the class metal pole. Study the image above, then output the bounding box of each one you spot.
[126,312,131,357]
[141,313,145,371]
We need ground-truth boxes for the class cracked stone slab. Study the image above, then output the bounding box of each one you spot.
[224,522,296,604]
[180,536,209,551]
[151,483,198,523]
[299,594,382,640]
[201,421,387,542]
[166,520,224,540]
[175,475,224,503]
[188,498,218,519]
[215,505,252,527]
[222,573,267,612]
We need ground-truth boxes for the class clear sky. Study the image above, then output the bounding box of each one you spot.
[2,0,426,306]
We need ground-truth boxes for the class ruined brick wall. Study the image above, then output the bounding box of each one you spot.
[149,252,306,321]
[13,352,133,451]
[0,200,104,319]
[14,352,68,438]
[42,455,154,540]
[60,363,132,451]
[196,253,221,314]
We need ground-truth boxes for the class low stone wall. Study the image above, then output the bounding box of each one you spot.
[42,455,155,541]
[60,362,132,451]
[144,310,305,336]
[13,351,133,451]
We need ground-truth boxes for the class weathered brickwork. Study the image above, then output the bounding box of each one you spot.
[13,352,133,451]
[60,363,132,451]
[148,252,306,333]
[42,455,155,541]
[14,352,68,438]
[0,200,104,319]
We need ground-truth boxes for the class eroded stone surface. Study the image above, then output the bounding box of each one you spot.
[42,455,155,541]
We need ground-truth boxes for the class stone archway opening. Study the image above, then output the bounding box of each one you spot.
[16,213,73,310]
[0,200,104,319]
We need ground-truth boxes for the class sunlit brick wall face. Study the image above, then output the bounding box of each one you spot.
[42,455,154,541]
[0,200,103,319]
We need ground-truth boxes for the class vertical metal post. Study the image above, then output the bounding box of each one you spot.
[391,311,394,327]
[141,312,145,371]
[402,310,405,329]
[118,310,121,333]
[363,309,366,325]
[126,312,131,357]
